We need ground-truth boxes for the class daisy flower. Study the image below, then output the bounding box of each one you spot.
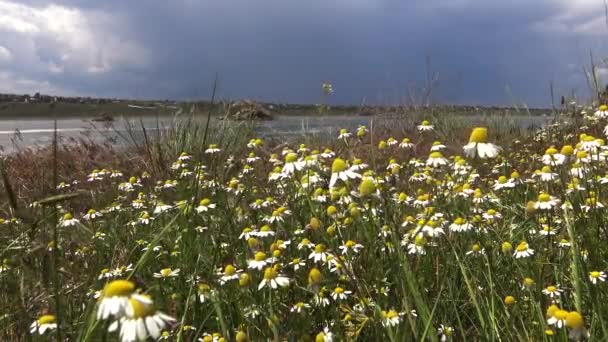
[463,127,501,159]
[97,280,137,320]
[426,152,449,167]
[381,309,402,327]
[247,252,272,270]
[329,158,361,188]
[218,264,241,285]
[290,302,311,313]
[437,324,454,341]
[399,138,414,149]
[30,314,57,335]
[331,286,352,300]
[338,240,364,255]
[309,244,331,263]
[534,193,560,210]
[589,271,606,285]
[449,217,473,233]
[195,198,216,213]
[282,152,304,175]
[108,294,175,342]
[338,128,352,140]
[417,120,434,132]
[60,213,79,227]
[153,268,180,279]
[513,241,534,259]
[205,144,221,154]
[258,266,290,290]
[542,285,563,298]
[546,305,568,328]
[594,104,608,118]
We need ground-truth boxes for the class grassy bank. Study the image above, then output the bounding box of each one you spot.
[0,97,550,119]
[2,104,607,341]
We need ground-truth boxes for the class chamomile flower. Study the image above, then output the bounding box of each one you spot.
[329,158,361,188]
[331,286,352,300]
[595,104,608,118]
[513,241,534,259]
[97,280,137,320]
[108,294,175,342]
[542,285,563,298]
[381,309,402,327]
[534,193,559,210]
[417,120,434,132]
[309,244,331,263]
[400,138,414,149]
[449,217,473,233]
[290,302,311,313]
[30,314,57,335]
[463,127,501,159]
[338,128,352,140]
[338,240,364,255]
[60,213,79,227]
[195,198,216,213]
[546,305,567,328]
[589,271,606,284]
[426,152,449,167]
[205,144,221,154]
[247,251,272,270]
[258,266,290,290]
[153,268,180,279]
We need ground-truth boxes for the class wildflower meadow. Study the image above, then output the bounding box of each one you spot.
[4,105,608,341]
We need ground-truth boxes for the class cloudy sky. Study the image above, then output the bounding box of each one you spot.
[0,0,607,106]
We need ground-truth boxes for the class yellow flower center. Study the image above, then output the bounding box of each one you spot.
[414,235,426,247]
[160,268,172,277]
[263,267,278,280]
[429,151,443,159]
[103,280,136,297]
[498,176,507,184]
[128,295,155,318]
[504,296,516,305]
[554,309,568,320]
[334,287,344,294]
[545,147,557,155]
[538,194,551,202]
[285,152,298,163]
[254,252,266,261]
[565,311,585,329]
[200,198,210,206]
[516,242,528,252]
[359,179,376,196]
[546,285,557,292]
[591,271,601,278]
[469,127,488,143]
[224,265,236,276]
[600,105,608,111]
[314,244,326,253]
[308,268,322,284]
[37,315,56,325]
[331,158,347,173]
[561,145,573,156]
[63,213,73,220]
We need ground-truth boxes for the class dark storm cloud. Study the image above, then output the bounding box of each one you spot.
[0,0,606,106]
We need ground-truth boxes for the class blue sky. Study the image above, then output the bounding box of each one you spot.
[0,0,607,106]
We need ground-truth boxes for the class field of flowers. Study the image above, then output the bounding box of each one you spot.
[4,106,608,341]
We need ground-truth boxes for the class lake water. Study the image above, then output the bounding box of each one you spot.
[0,114,552,153]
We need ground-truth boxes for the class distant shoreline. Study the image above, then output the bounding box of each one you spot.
[0,92,551,119]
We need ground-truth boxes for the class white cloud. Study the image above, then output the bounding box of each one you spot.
[0,0,148,93]
[0,45,11,61]
[532,0,608,36]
